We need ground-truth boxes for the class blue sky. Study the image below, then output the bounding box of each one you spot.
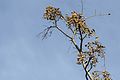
[0,0,120,80]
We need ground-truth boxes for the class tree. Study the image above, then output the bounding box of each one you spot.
[39,2,112,80]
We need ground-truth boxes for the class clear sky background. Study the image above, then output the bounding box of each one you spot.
[0,0,120,80]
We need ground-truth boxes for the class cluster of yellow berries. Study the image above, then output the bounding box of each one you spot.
[76,53,86,64]
[43,6,61,20]
[76,52,98,66]
[102,70,111,80]
[91,57,98,66]
[92,70,111,80]
[66,11,92,35]
[85,41,105,58]
[66,11,83,26]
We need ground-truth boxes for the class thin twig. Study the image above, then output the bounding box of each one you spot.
[88,63,93,72]
[55,20,80,51]
[70,38,80,52]
[78,25,83,52]
[85,13,111,20]
[82,62,93,80]
[55,26,72,39]
[60,15,75,34]
[85,57,93,69]
[37,26,55,40]
[54,20,72,40]
[83,34,87,40]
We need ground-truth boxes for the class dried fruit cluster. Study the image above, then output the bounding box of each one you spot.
[77,53,86,64]
[66,11,95,37]
[66,11,84,27]
[85,40,105,57]
[43,6,61,20]
[92,70,111,80]
[77,40,105,66]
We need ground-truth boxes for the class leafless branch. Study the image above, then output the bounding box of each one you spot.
[37,26,55,40]
[85,56,93,69]
[70,38,80,52]
[82,62,93,80]
[54,19,80,52]
[78,25,83,52]
[60,15,75,34]
[54,20,72,40]
[83,34,87,40]
[88,63,93,72]
[85,13,111,20]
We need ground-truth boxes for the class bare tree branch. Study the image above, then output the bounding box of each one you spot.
[82,62,93,80]
[83,34,87,40]
[37,26,55,40]
[78,25,83,52]
[85,57,93,69]
[54,20,80,52]
[70,38,80,52]
[85,13,111,20]
[60,15,75,34]
[88,63,93,72]
[54,20,72,40]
